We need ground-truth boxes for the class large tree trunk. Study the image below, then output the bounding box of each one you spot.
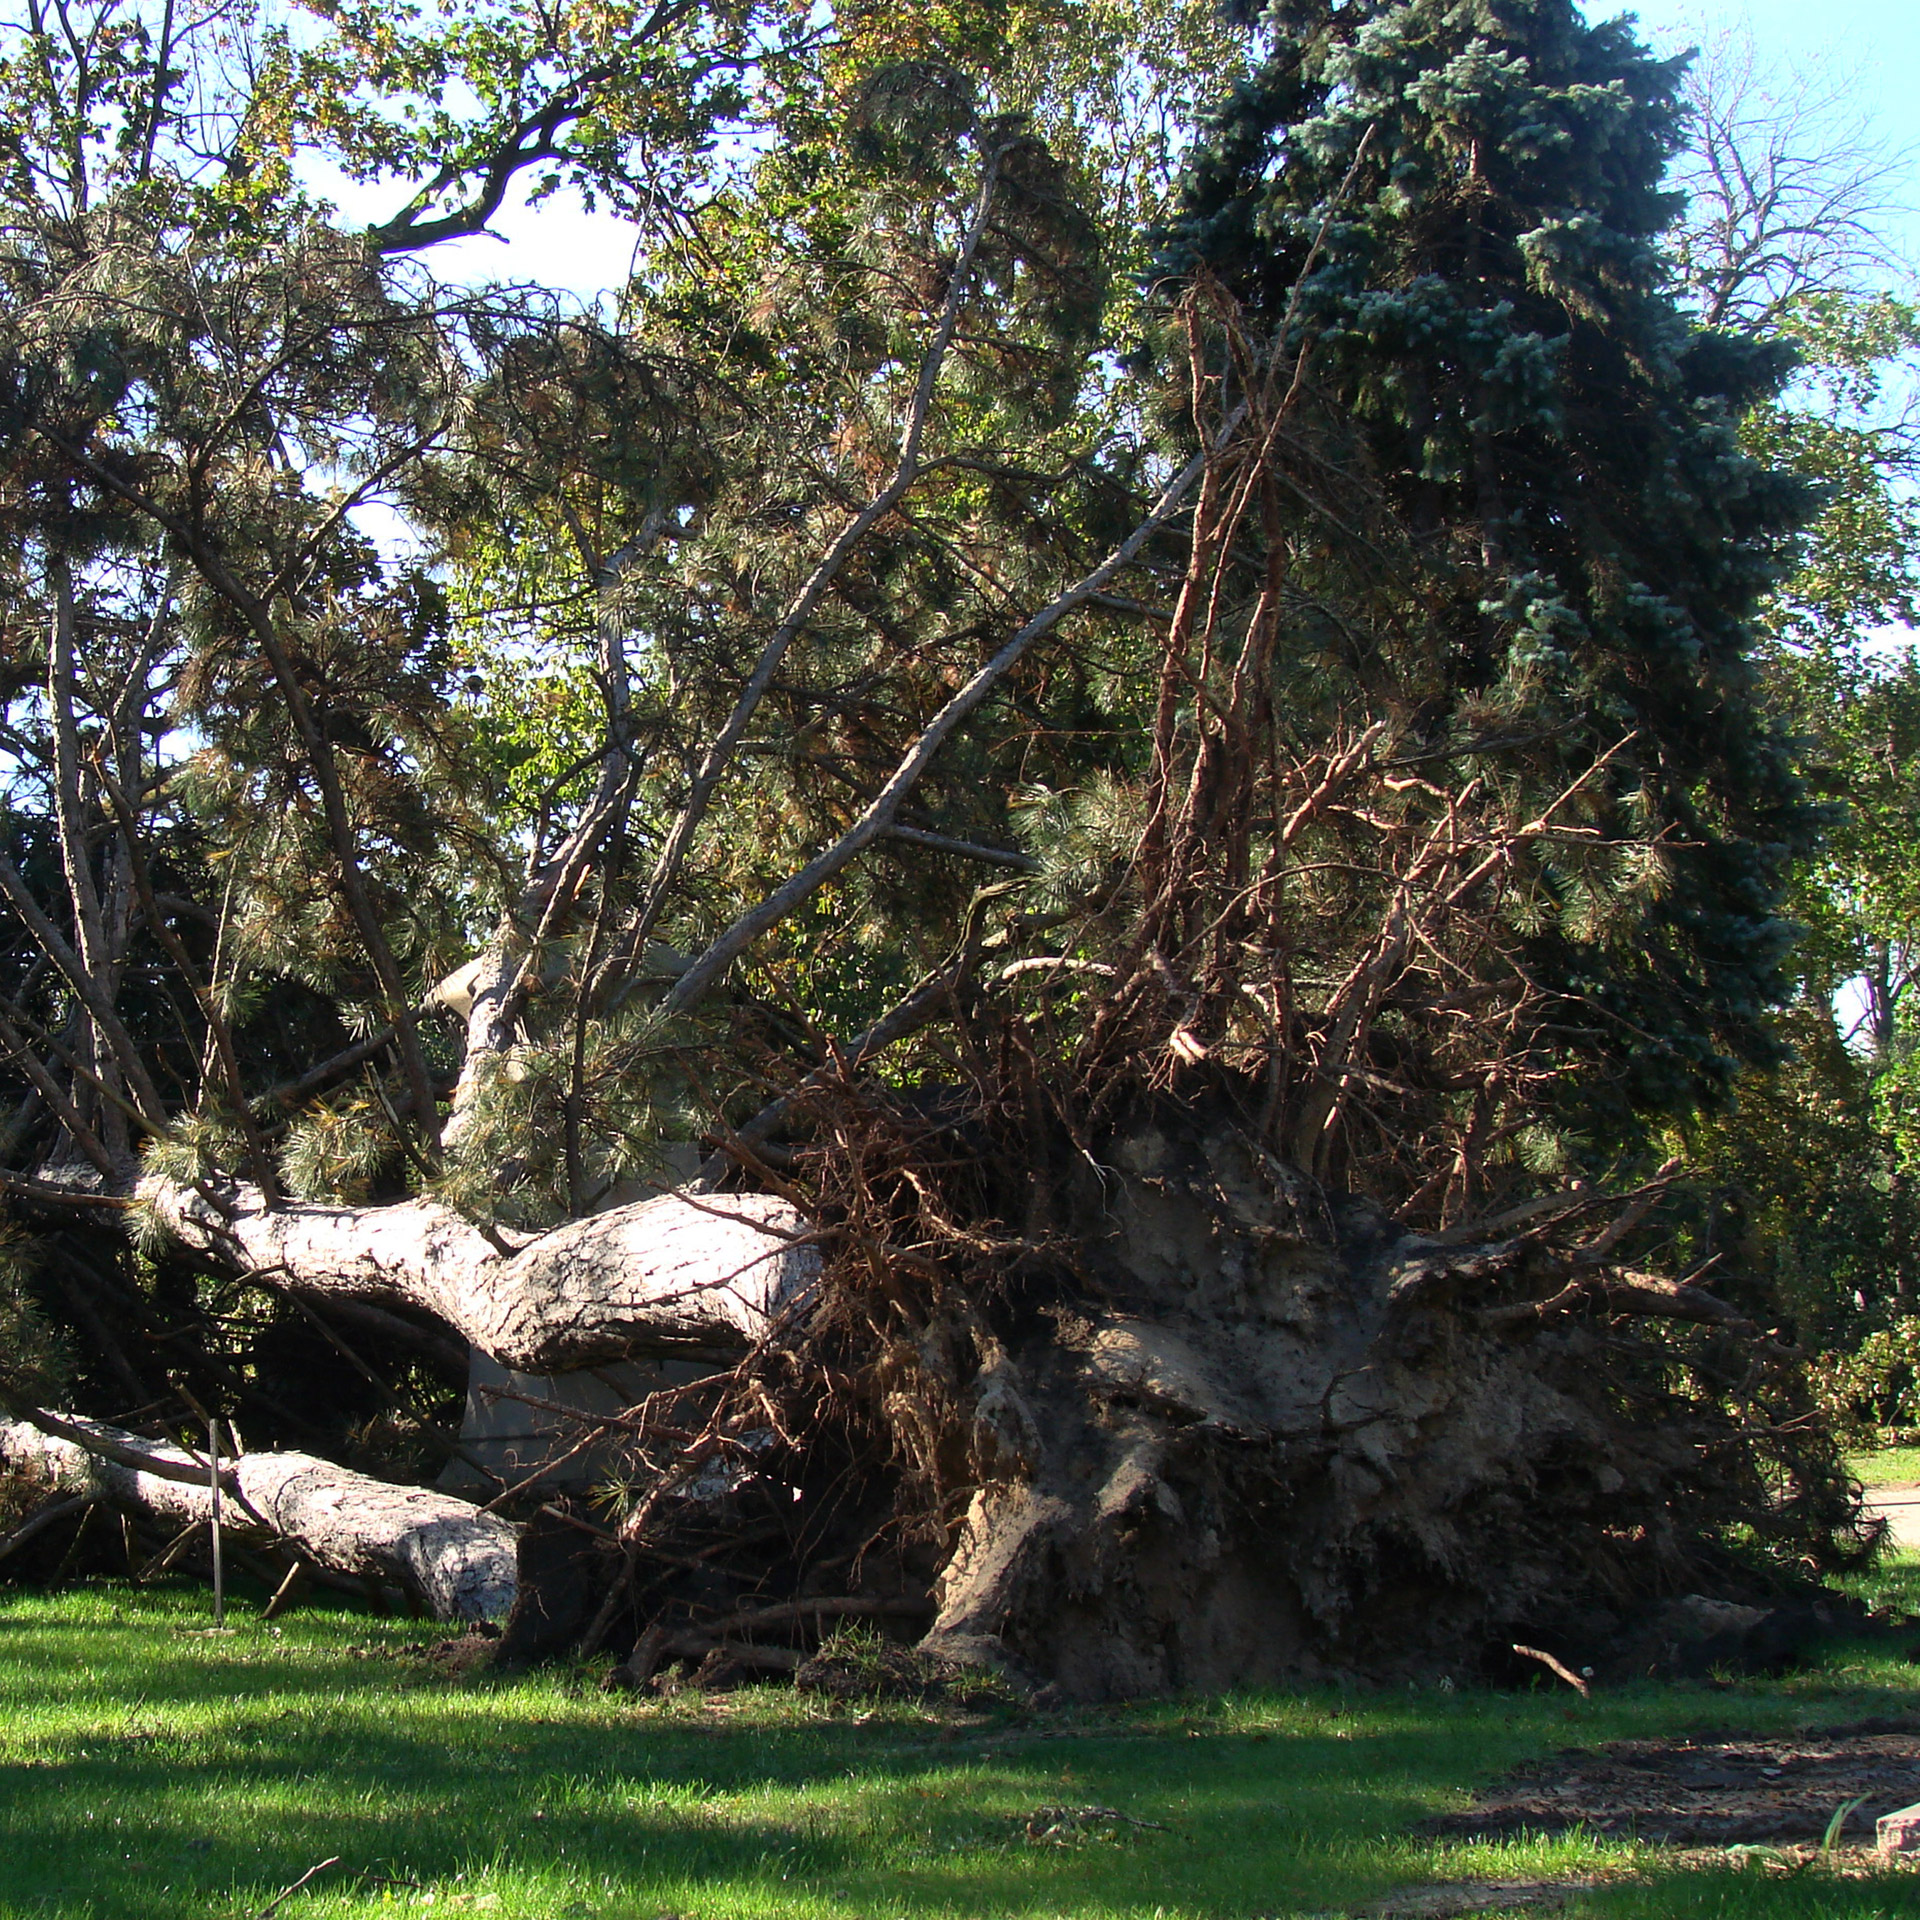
[142,1181,817,1370]
[0,1412,519,1622]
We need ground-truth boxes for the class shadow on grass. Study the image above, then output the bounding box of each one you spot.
[6,1587,1920,1918]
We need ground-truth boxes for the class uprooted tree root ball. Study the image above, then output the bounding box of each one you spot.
[522,1086,1875,1699]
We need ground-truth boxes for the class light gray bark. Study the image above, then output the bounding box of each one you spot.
[0,1412,519,1622]
[141,1179,819,1371]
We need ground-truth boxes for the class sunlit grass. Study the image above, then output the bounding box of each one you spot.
[5,1585,1920,1918]
[1848,1447,1920,1486]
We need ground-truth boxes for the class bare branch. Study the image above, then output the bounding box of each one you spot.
[659,429,1230,1018]
[1669,28,1913,328]
[621,138,1016,969]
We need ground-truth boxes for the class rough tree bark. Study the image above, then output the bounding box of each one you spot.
[0,1411,520,1621]
[141,1182,818,1371]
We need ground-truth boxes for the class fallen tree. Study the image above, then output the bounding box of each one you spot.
[0,1411,520,1622]
[0,0,1878,1698]
[32,1080,1862,1693]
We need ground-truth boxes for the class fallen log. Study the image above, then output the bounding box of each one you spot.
[141,1180,818,1372]
[0,1412,519,1622]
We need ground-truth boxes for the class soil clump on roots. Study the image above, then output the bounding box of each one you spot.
[554,1088,1874,1702]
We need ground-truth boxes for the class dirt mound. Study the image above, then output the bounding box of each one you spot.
[792,1637,1019,1708]
[1423,1718,1920,1846]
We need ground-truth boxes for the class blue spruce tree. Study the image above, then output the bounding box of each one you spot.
[1159,0,1819,1144]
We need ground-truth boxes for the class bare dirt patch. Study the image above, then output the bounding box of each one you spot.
[1422,1716,1920,1846]
[1356,1882,1596,1917]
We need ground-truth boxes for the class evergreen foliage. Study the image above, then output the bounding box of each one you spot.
[1157,0,1819,1138]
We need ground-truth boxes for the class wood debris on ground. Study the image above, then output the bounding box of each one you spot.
[1421,1716,1920,1845]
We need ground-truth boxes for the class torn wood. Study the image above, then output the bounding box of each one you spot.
[1511,1644,1593,1698]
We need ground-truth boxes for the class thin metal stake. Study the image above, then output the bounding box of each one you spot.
[208,1416,225,1630]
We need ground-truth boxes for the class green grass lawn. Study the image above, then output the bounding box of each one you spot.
[1851,1448,1920,1486]
[7,1585,1920,1920]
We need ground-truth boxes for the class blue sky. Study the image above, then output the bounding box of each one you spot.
[368,0,1917,297]
[1627,0,1920,114]
[1626,0,1919,264]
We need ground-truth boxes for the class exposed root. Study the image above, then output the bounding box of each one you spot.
[514,1085,1867,1698]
